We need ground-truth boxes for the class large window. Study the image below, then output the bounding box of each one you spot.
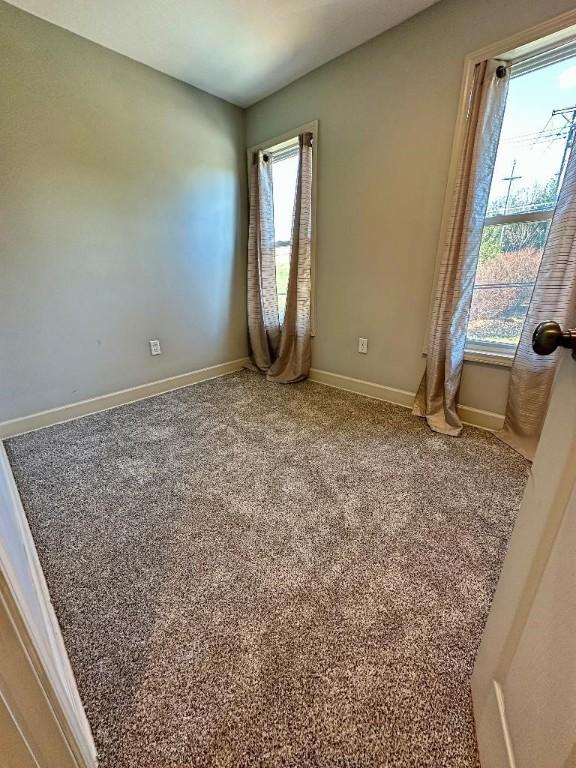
[466,52,576,355]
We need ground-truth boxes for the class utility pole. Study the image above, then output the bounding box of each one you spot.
[552,105,576,192]
[502,159,522,213]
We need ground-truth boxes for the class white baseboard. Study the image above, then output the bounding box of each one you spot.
[0,358,249,440]
[493,681,518,768]
[1,360,503,440]
[457,403,505,432]
[309,368,504,432]
[309,368,415,407]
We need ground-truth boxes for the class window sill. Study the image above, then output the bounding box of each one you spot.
[464,348,514,367]
[422,346,515,367]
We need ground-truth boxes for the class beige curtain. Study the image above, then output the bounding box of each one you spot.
[247,133,313,383]
[413,60,509,435]
[498,143,576,460]
[247,150,280,371]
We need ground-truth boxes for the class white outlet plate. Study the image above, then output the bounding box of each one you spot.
[358,337,368,354]
[149,339,162,356]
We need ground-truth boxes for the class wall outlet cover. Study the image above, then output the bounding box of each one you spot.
[358,337,368,354]
[149,339,162,356]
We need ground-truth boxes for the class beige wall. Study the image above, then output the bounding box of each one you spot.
[3,0,574,423]
[246,0,575,416]
[0,1,247,423]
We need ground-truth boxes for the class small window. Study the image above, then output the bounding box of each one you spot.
[466,53,576,355]
[269,139,300,322]
[248,123,317,330]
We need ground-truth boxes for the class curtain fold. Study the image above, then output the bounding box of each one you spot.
[247,151,280,372]
[268,133,313,382]
[247,133,313,383]
[497,142,576,460]
[413,60,509,435]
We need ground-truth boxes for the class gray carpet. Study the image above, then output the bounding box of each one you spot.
[5,370,529,768]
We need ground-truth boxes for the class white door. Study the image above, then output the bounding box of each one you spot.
[0,444,97,768]
[472,347,576,767]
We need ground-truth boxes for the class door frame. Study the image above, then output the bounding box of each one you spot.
[0,443,97,768]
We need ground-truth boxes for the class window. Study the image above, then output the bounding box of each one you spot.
[466,51,576,356]
[248,122,317,329]
[269,138,300,322]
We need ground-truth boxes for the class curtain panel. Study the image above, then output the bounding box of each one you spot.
[414,60,509,435]
[498,142,576,459]
[247,133,313,383]
[246,150,280,372]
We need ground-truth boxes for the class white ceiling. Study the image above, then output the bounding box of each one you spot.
[7,0,439,107]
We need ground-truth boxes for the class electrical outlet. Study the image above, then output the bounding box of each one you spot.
[358,337,368,354]
[149,339,162,356]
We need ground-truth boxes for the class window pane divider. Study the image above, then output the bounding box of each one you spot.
[473,280,535,289]
[484,209,554,226]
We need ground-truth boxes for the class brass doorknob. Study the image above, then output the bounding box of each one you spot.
[532,321,576,357]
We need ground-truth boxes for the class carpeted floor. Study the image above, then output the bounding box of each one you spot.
[6,370,529,768]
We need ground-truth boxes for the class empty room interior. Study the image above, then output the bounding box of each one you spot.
[2,0,576,766]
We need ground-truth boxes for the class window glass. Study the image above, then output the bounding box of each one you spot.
[271,146,299,322]
[466,55,576,351]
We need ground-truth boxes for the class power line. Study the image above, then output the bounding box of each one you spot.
[490,105,576,213]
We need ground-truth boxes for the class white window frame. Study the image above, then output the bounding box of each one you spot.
[466,208,556,362]
[425,11,576,368]
[247,120,318,336]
